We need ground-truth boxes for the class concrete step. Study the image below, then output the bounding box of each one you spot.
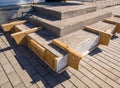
[33,4,97,20]
[56,29,100,56]
[28,10,112,37]
[13,22,100,73]
[86,21,116,34]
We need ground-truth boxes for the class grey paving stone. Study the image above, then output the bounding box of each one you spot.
[8,72,21,87]
[0,71,9,86]
[1,82,13,88]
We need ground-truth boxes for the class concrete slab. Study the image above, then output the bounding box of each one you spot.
[29,10,112,37]
[33,5,97,20]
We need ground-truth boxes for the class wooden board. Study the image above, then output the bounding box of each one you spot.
[52,39,83,70]
[1,20,27,32]
[11,27,42,45]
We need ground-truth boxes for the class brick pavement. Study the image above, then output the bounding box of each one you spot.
[1,3,120,88]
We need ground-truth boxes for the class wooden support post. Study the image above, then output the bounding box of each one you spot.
[1,20,27,32]
[85,26,112,46]
[11,27,42,45]
[52,39,83,70]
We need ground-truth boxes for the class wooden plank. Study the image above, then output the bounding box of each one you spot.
[103,18,119,24]
[85,26,112,46]
[11,27,42,45]
[114,14,120,18]
[52,39,83,70]
[1,20,27,32]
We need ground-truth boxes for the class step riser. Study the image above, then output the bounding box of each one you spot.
[29,11,112,37]
[33,5,97,20]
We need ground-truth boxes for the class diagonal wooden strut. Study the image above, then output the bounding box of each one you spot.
[11,27,42,45]
[52,39,83,70]
[85,26,112,46]
[1,20,27,32]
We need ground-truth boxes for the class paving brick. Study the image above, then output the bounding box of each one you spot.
[32,74,46,88]
[80,60,93,71]
[35,64,48,76]
[117,78,120,84]
[4,50,14,59]
[106,78,120,88]
[102,69,119,82]
[23,64,37,76]
[7,55,18,66]
[70,75,86,88]
[93,76,112,88]
[1,82,13,88]
[91,69,107,81]
[14,63,25,76]
[8,72,21,87]
[0,65,2,72]
[79,66,95,80]
[61,80,74,88]
[14,83,26,88]
[29,84,39,88]
[3,63,14,74]
[0,52,9,65]
[54,84,64,88]
[68,68,84,79]
[0,71,9,86]
[81,76,100,88]
[44,74,58,87]
[19,71,33,87]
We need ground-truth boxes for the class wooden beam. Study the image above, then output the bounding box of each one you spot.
[85,26,112,46]
[1,20,27,32]
[11,27,42,45]
[114,14,120,18]
[52,39,83,70]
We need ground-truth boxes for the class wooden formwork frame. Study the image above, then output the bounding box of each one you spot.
[1,20,83,73]
[52,39,83,70]
[103,18,120,34]
[85,26,112,46]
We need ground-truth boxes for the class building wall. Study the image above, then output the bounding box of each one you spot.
[0,6,32,24]
[0,0,45,6]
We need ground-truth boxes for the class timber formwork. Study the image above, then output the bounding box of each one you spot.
[1,4,120,73]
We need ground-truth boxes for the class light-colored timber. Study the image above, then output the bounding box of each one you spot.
[1,20,27,32]
[11,27,42,45]
[52,39,83,70]
[85,26,112,46]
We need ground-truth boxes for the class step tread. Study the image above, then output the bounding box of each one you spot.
[87,21,116,33]
[15,23,66,57]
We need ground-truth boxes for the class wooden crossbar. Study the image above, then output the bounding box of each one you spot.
[85,26,112,46]
[52,39,83,70]
[1,20,27,32]
[11,27,42,45]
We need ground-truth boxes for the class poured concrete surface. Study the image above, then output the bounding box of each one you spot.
[34,5,97,19]
[87,21,116,33]
[29,10,112,37]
